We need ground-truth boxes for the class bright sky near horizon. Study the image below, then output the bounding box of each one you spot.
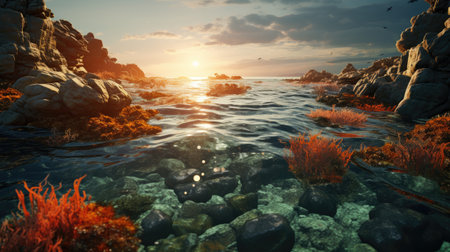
[47,0,429,77]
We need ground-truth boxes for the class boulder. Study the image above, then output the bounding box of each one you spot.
[0,54,15,75]
[298,187,337,217]
[374,75,411,106]
[140,209,173,246]
[298,69,336,83]
[406,45,435,76]
[353,73,391,97]
[236,214,294,252]
[340,63,357,74]
[396,68,450,120]
[396,12,448,53]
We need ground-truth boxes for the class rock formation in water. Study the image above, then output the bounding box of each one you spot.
[307,0,449,120]
[0,0,147,125]
[297,69,337,83]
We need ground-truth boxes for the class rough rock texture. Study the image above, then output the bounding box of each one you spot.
[0,71,131,124]
[53,19,88,75]
[0,0,68,79]
[83,32,145,80]
[297,69,337,83]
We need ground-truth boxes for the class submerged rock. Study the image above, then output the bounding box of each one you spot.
[140,209,173,246]
[227,193,258,215]
[298,187,337,217]
[172,214,213,236]
[174,183,212,203]
[236,214,294,252]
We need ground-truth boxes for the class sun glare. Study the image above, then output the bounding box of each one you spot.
[192,61,199,67]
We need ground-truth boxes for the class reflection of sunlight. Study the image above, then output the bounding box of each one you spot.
[197,123,213,130]
[189,80,203,88]
[195,95,208,103]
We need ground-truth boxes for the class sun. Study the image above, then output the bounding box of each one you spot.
[192,61,199,67]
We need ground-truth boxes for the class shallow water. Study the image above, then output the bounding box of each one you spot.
[1,78,449,250]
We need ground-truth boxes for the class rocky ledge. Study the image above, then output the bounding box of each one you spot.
[300,0,450,120]
[0,0,155,129]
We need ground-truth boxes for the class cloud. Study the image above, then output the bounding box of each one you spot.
[209,16,283,45]
[205,1,429,48]
[122,31,182,41]
[186,22,223,33]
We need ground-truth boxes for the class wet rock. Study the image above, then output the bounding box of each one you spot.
[374,74,410,106]
[236,214,294,252]
[230,209,261,231]
[0,54,15,75]
[335,202,374,248]
[204,204,236,225]
[354,73,391,97]
[258,203,295,222]
[227,193,258,215]
[199,224,236,247]
[157,158,185,177]
[258,179,305,207]
[292,214,345,251]
[193,241,227,252]
[112,193,153,220]
[165,168,201,188]
[149,233,198,252]
[173,214,213,236]
[174,183,212,203]
[298,187,337,217]
[349,243,377,252]
[338,84,355,95]
[359,203,445,252]
[337,71,363,85]
[396,68,450,120]
[205,176,238,196]
[140,209,173,246]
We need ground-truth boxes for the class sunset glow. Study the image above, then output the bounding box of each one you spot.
[192,61,199,68]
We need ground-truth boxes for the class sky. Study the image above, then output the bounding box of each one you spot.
[47,0,429,77]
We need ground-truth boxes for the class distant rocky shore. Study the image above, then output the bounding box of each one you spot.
[297,0,449,120]
[0,0,152,126]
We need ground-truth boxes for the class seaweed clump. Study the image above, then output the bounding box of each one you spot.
[357,115,450,192]
[283,132,353,185]
[0,88,22,112]
[0,176,140,251]
[34,105,161,143]
[206,83,251,97]
[307,106,367,127]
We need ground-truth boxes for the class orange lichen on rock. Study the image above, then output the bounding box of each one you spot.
[0,176,140,252]
[405,115,450,145]
[206,83,251,97]
[139,91,170,100]
[307,106,368,127]
[0,88,22,111]
[356,104,396,112]
[284,133,353,185]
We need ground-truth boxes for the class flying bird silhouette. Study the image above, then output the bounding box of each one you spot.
[258,57,262,61]
[383,26,388,29]
[386,6,392,11]
[408,0,418,3]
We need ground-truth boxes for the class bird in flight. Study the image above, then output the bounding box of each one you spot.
[258,57,262,61]
[386,6,392,11]
[383,26,388,29]
[408,0,418,3]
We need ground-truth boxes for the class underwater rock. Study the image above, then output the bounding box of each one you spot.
[335,202,374,249]
[165,168,201,188]
[358,203,445,252]
[199,224,236,248]
[112,193,154,220]
[172,214,213,236]
[258,203,295,222]
[174,183,212,203]
[157,158,186,177]
[230,209,261,231]
[140,209,173,246]
[148,233,198,252]
[236,214,295,252]
[349,243,377,252]
[204,204,236,225]
[227,193,258,215]
[292,214,345,251]
[298,187,337,217]
[258,179,305,207]
[204,176,238,197]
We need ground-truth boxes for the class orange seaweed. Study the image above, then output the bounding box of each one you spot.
[307,106,367,127]
[206,83,251,97]
[356,104,396,112]
[283,132,353,185]
[0,88,22,111]
[0,176,140,252]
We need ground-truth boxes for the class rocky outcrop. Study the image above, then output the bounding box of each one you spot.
[83,32,145,80]
[53,19,88,75]
[298,69,336,83]
[394,2,450,120]
[0,70,131,125]
[0,0,68,79]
